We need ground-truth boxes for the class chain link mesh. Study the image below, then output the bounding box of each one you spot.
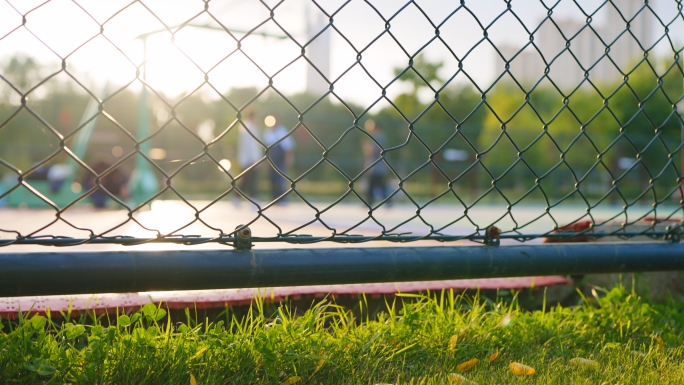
[0,0,682,247]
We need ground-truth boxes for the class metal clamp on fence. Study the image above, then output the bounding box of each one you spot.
[234,225,253,251]
[665,226,681,243]
[483,226,501,246]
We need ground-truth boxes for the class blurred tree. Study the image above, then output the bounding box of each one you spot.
[2,52,678,204]
[1,55,41,100]
[392,56,443,120]
[609,57,683,200]
[0,56,50,172]
[370,58,489,198]
[476,56,683,203]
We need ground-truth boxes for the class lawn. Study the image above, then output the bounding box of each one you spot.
[1,284,683,384]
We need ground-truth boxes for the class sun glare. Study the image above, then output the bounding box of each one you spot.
[136,28,309,98]
[0,2,308,100]
[218,159,232,171]
[264,115,276,127]
[111,146,123,157]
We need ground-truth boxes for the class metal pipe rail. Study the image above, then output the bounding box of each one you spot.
[0,230,679,247]
[1,242,683,297]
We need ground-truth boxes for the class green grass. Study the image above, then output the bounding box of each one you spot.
[2,285,684,384]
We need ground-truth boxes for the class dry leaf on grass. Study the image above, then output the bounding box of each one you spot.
[312,359,325,375]
[509,362,535,375]
[485,350,499,363]
[570,357,598,368]
[282,376,301,385]
[448,334,459,351]
[457,358,479,372]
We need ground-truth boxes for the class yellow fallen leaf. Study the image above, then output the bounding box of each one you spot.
[190,374,197,385]
[188,346,209,361]
[485,350,499,363]
[456,358,479,372]
[657,336,664,350]
[509,362,535,375]
[448,334,458,351]
[448,372,478,384]
[313,359,325,375]
[570,357,598,368]
[282,376,301,385]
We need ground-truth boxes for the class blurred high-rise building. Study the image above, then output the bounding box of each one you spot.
[495,0,653,89]
[305,5,331,96]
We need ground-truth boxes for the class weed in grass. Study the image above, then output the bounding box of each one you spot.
[1,284,684,384]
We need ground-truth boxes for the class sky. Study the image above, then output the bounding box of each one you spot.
[0,0,682,108]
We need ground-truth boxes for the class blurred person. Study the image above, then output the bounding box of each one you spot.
[237,112,263,200]
[25,157,50,180]
[363,119,390,206]
[26,164,49,182]
[83,161,130,208]
[47,163,71,192]
[263,116,295,203]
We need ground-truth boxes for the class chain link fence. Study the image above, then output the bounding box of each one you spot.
[0,0,682,248]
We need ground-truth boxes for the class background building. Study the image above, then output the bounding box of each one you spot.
[495,0,654,89]
[305,4,331,96]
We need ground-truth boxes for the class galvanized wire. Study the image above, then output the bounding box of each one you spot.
[0,0,682,248]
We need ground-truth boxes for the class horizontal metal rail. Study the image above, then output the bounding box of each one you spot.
[0,230,679,247]
[1,242,683,297]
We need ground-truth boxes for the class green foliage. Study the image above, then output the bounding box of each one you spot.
[476,57,683,202]
[609,59,684,198]
[392,56,444,119]
[1,54,681,204]
[2,286,684,384]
